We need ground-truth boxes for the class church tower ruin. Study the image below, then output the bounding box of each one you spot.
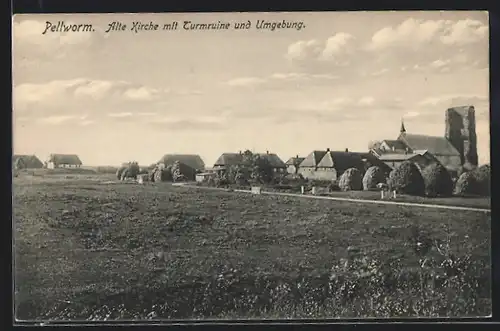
[445,105,478,167]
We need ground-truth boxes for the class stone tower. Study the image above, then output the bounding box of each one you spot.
[445,105,478,167]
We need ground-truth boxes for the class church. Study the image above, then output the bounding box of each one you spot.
[370,106,479,174]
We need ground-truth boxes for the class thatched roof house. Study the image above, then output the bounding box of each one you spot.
[158,154,205,171]
[12,155,43,169]
[46,154,82,168]
[213,153,244,169]
[257,152,287,171]
[298,148,390,181]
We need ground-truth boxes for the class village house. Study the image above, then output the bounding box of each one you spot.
[213,152,244,172]
[213,151,286,174]
[371,106,476,174]
[158,154,205,170]
[12,155,44,170]
[46,154,82,168]
[258,151,287,174]
[298,148,388,181]
[157,154,205,180]
[377,150,439,171]
[285,155,305,174]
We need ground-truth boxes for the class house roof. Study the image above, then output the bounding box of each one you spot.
[158,154,205,170]
[257,153,287,168]
[286,157,305,166]
[317,151,367,173]
[299,150,328,167]
[378,153,424,161]
[398,133,460,156]
[213,153,244,167]
[13,155,44,168]
[382,139,408,151]
[48,154,82,165]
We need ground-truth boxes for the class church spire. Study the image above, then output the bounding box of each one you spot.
[400,118,406,134]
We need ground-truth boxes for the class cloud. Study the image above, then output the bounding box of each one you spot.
[146,116,226,131]
[108,112,134,118]
[225,72,340,89]
[37,115,78,125]
[226,77,267,87]
[286,33,356,66]
[367,18,487,51]
[13,78,170,116]
[284,16,488,78]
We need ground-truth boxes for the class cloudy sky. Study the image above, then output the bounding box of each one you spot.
[12,11,490,166]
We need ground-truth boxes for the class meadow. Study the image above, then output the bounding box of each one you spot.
[13,171,491,320]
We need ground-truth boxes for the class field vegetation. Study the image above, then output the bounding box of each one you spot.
[14,171,491,320]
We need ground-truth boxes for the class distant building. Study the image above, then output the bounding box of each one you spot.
[157,154,205,171]
[213,151,286,174]
[298,148,388,181]
[285,155,305,174]
[46,154,82,168]
[195,172,216,183]
[12,155,43,169]
[257,151,287,174]
[371,106,477,173]
[377,150,438,171]
[213,152,244,171]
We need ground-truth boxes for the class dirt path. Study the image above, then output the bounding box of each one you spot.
[174,183,491,213]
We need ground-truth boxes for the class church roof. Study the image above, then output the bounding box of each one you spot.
[398,133,460,156]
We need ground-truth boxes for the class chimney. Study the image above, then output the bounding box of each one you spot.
[326,148,330,152]
[296,155,299,158]
[239,150,242,155]
[345,148,349,152]
[266,150,269,154]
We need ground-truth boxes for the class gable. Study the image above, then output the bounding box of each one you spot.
[299,151,327,167]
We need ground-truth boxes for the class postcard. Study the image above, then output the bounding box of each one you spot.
[12,11,491,322]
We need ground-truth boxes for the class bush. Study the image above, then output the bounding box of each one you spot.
[471,164,490,196]
[116,166,126,180]
[153,168,173,182]
[453,171,478,196]
[421,163,454,197]
[329,180,340,192]
[338,168,363,191]
[388,161,425,196]
[362,166,386,191]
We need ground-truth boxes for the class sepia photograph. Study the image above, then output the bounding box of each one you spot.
[12,11,491,321]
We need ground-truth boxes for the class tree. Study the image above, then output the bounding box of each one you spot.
[421,163,454,197]
[368,140,382,151]
[388,161,425,196]
[338,168,363,191]
[362,166,386,190]
[251,154,274,184]
[454,171,477,196]
[471,164,490,196]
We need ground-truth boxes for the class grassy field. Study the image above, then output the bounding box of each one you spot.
[13,172,491,320]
